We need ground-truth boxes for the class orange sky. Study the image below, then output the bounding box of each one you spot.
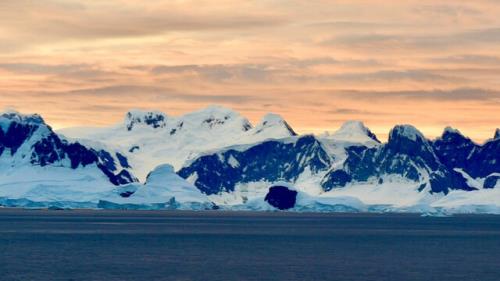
[1,0,499,142]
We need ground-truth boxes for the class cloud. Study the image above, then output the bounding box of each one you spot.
[328,70,456,82]
[0,0,288,49]
[151,64,277,82]
[322,28,500,51]
[429,55,500,65]
[64,85,261,103]
[149,63,455,84]
[328,108,383,116]
[413,4,483,17]
[0,63,90,74]
[340,88,500,101]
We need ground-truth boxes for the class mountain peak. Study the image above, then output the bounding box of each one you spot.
[330,120,380,145]
[182,105,252,132]
[440,126,469,140]
[0,109,45,126]
[495,128,500,140]
[253,113,297,136]
[124,109,167,131]
[443,126,461,135]
[389,124,426,142]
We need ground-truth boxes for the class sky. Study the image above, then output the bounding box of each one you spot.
[1,0,499,142]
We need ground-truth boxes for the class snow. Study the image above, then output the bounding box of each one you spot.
[202,173,500,215]
[250,113,296,138]
[58,106,296,181]
[454,169,484,189]
[0,164,116,205]
[431,187,500,214]
[0,110,44,125]
[321,120,379,147]
[102,164,213,210]
[227,155,240,168]
[0,163,212,210]
[2,106,500,214]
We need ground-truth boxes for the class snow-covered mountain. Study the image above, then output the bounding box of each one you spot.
[179,121,500,212]
[321,120,380,147]
[0,110,137,207]
[178,135,333,197]
[1,106,500,214]
[324,125,473,194]
[59,105,297,181]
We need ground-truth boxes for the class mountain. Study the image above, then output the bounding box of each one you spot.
[432,127,478,172]
[178,122,473,199]
[325,125,473,194]
[59,106,297,181]
[0,110,137,207]
[251,113,297,138]
[125,110,167,131]
[2,106,500,214]
[178,135,333,196]
[322,120,380,147]
[177,121,387,204]
[432,127,500,189]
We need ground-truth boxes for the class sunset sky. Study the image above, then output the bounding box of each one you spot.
[1,0,499,142]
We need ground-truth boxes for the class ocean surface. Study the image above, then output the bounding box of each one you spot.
[0,209,499,281]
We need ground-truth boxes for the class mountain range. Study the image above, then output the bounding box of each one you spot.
[1,106,499,214]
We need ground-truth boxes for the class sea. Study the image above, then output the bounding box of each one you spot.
[0,209,499,281]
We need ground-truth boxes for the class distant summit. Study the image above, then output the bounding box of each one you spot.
[59,105,297,180]
[125,110,167,131]
[1,110,45,127]
[252,113,297,137]
[326,120,380,146]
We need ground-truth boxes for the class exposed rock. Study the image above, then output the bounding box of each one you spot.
[264,185,298,210]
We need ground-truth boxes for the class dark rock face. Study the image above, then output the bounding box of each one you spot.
[465,139,500,178]
[432,129,500,179]
[432,129,478,170]
[116,152,131,168]
[0,113,137,186]
[66,143,101,169]
[280,120,298,136]
[366,129,381,143]
[126,111,166,131]
[264,186,297,210]
[1,121,39,155]
[129,145,140,153]
[323,125,472,194]
[484,175,500,189]
[31,134,67,166]
[178,135,332,195]
[119,191,134,198]
[322,170,352,191]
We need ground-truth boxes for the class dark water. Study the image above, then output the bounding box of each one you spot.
[0,209,499,281]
